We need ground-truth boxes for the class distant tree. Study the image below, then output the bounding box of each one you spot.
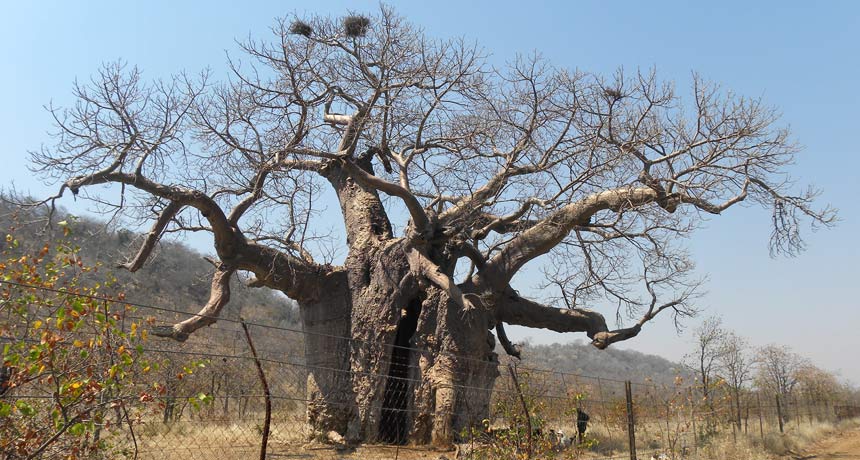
[717,331,753,429]
[755,344,806,397]
[28,6,834,446]
[794,364,842,406]
[685,316,726,426]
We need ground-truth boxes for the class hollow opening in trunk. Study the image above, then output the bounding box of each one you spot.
[379,297,421,444]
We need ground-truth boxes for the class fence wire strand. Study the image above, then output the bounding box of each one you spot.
[1,280,856,460]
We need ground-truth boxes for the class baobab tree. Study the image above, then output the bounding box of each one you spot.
[31,7,834,446]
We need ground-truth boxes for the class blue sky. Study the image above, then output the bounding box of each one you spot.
[2,1,858,382]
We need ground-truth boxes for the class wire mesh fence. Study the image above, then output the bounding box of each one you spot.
[1,279,854,460]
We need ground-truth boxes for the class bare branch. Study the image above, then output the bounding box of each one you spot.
[151,263,236,342]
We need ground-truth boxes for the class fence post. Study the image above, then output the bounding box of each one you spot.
[731,418,737,444]
[688,387,698,454]
[625,381,637,460]
[775,394,784,434]
[756,394,764,441]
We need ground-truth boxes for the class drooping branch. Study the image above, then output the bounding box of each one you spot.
[118,200,182,272]
[495,322,521,359]
[151,262,236,342]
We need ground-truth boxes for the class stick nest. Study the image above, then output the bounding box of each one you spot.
[343,15,370,38]
[289,20,313,37]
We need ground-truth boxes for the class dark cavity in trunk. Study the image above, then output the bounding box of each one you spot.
[379,298,421,444]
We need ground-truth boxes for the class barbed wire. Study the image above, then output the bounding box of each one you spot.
[1,278,853,460]
[0,278,672,388]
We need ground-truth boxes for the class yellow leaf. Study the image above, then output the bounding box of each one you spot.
[73,340,83,348]
[32,320,43,330]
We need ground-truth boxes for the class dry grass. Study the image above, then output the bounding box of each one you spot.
[694,418,860,460]
[107,416,860,460]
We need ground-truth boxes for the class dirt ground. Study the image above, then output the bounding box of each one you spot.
[793,426,860,460]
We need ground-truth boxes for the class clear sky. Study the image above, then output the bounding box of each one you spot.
[2,1,858,382]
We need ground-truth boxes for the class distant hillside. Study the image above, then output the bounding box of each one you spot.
[0,199,299,327]
[515,340,688,386]
[2,199,687,382]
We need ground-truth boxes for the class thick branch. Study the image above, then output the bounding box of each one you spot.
[483,186,661,285]
[62,171,238,256]
[118,201,182,272]
[495,290,641,350]
[495,322,521,359]
[61,169,328,304]
[339,158,430,234]
[238,241,332,301]
[152,263,235,342]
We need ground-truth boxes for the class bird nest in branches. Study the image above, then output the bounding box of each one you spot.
[343,15,370,38]
[289,20,313,37]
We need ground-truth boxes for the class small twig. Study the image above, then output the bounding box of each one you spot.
[241,318,271,460]
[121,402,139,460]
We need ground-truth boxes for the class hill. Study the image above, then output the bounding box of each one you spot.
[0,198,299,327]
[517,340,688,386]
[1,198,687,383]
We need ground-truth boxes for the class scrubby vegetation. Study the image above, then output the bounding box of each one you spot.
[0,198,299,327]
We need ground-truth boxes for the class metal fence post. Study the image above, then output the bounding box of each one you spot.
[625,381,637,460]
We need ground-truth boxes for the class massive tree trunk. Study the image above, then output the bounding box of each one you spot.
[300,265,500,446]
[298,161,500,446]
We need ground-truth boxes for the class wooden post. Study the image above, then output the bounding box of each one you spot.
[731,418,737,444]
[625,381,637,460]
[776,394,784,434]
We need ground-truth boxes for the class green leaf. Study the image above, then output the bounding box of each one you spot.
[68,422,87,436]
[0,401,11,417]
[15,400,35,417]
